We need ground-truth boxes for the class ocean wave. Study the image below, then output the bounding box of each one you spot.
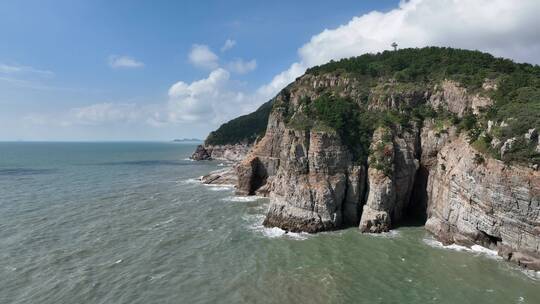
[260,226,310,240]
[222,195,265,202]
[0,168,57,176]
[243,214,309,240]
[98,160,188,166]
[520,269,540,281]
[365,230,401,238]
[179,178,201,184]
[206,185,235,191]
[423,237,500,259]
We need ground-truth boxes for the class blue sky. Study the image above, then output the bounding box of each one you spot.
[1,0,538,141]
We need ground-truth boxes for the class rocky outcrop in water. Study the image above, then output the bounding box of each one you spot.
[359,127,419,233]
[191,145,212,161]
[200,167,237,186]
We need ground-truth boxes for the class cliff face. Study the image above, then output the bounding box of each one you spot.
[195,48,540,270]
[190,144,251,162]
[424,136,540,269]
[359,127,419,233]
[232,72,539,269]
[237,75,368,232]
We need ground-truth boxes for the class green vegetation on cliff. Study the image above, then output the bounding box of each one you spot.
[307,46,539,92]
[305,47,540,166]
[205,100,273,145]
[205,47,539,165]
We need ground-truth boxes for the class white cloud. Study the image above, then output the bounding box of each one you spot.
[22,102,168,129]
[188,44,219,69]
[256,62,305,98]
[70,103,144,125]
[259,0,540,98]
[167,68,254,123]
[221,39,236,52]
[108,55,144,69]
[21,0,540,134]
[227,58,257,74]
[0,63,54,76]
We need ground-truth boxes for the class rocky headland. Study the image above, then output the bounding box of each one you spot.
[192,47,540,270]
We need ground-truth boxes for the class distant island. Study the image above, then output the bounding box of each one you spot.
[172,138,202,143]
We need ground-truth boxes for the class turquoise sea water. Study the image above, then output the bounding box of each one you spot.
[0,142,538,304]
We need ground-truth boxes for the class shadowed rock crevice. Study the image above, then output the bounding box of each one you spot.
[236,156,268,195]
[403,165,429,226]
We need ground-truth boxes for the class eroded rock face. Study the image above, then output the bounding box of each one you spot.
[359,127,419,232]
[424,136,540,270]
[200,167,237,186]
[206,72,539,270]
[191,145,212,160]
[429,80,493,116]
[190,144,251,162]
[263,130,358,232]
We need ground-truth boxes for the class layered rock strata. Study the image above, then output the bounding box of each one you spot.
[424,136,540,269]
[228,73,539,270]
[191,144,251,162]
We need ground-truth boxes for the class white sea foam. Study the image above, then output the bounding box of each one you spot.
[470,244,499,256]
[243,213,309,240]
[206,185,234,191]
[519,269,540,281]
[222,195,265,202]
[180,178,200,185]
[423,237,501,259]
[114,259,123,264]
[365,230,400,238]
[260,226,310,240]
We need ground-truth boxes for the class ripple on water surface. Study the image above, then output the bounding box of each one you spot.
[0,142,539,304]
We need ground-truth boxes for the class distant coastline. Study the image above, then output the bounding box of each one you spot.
[172,138,202,143]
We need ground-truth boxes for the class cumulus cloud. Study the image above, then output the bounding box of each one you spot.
[227,58,257,74]
[188,44,219,69]
[108,55,144,69]
[221,39,236,52]
[22,0,540,132]
[167,68,255,123]
[261,0,540,98]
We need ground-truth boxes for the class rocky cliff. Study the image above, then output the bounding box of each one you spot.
[195,48,540,270]
[424,136,540,269]
[191,144,251,162]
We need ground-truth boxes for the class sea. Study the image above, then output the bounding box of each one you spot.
[0,142,538,304]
